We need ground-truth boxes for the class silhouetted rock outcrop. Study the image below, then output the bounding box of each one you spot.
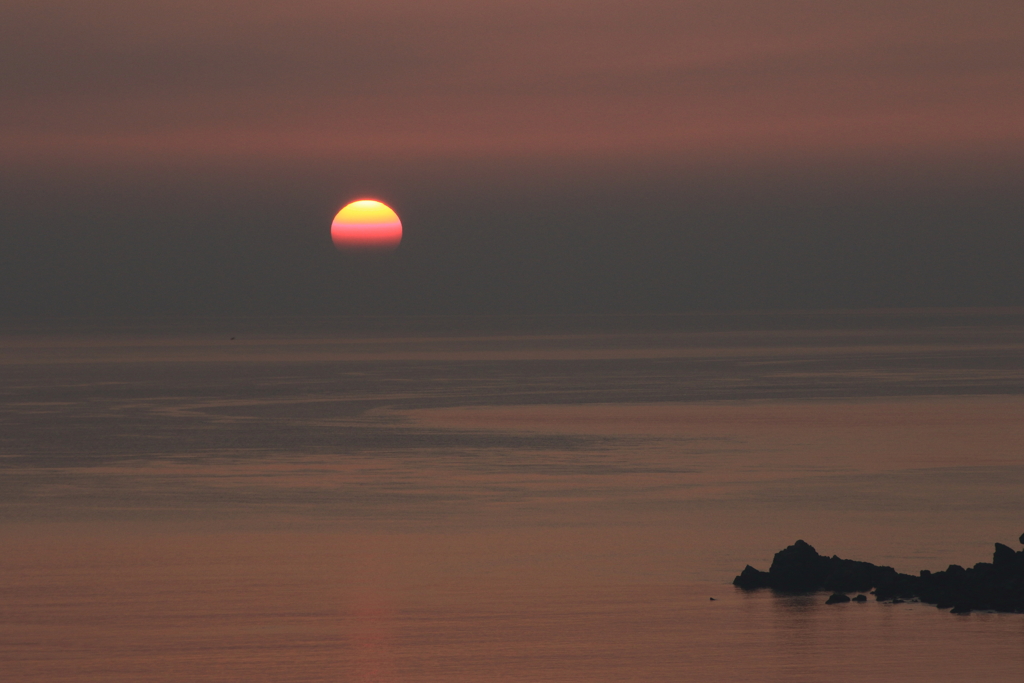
[733,537,1024,614]
[733,540,897,593]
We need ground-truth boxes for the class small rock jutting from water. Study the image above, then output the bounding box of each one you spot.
[734,536,1024,615]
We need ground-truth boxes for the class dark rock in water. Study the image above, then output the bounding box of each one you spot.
[733,564,772,589]
[852,594,867,602]
[744,540,897,594]
[769,540,829,591]
[734,538,1024,617]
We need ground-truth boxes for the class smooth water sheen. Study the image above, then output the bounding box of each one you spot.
[2,312,1023,681]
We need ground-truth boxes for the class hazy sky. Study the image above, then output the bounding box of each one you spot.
[1,0,1022,316]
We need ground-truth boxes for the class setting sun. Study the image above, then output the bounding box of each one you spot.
[331,199,402,252]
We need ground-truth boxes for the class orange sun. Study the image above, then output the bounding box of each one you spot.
[331,200,402,252]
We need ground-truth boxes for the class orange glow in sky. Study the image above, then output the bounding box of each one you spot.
[331,200,402,252]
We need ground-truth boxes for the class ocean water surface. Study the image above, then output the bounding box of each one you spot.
[1,312,1023,681]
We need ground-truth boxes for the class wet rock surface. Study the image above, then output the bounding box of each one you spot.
[734,538,1024,614]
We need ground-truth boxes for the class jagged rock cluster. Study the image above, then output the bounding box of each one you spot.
[734,534,1024,614]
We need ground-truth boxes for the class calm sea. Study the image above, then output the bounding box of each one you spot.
[2,312,1023,681]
